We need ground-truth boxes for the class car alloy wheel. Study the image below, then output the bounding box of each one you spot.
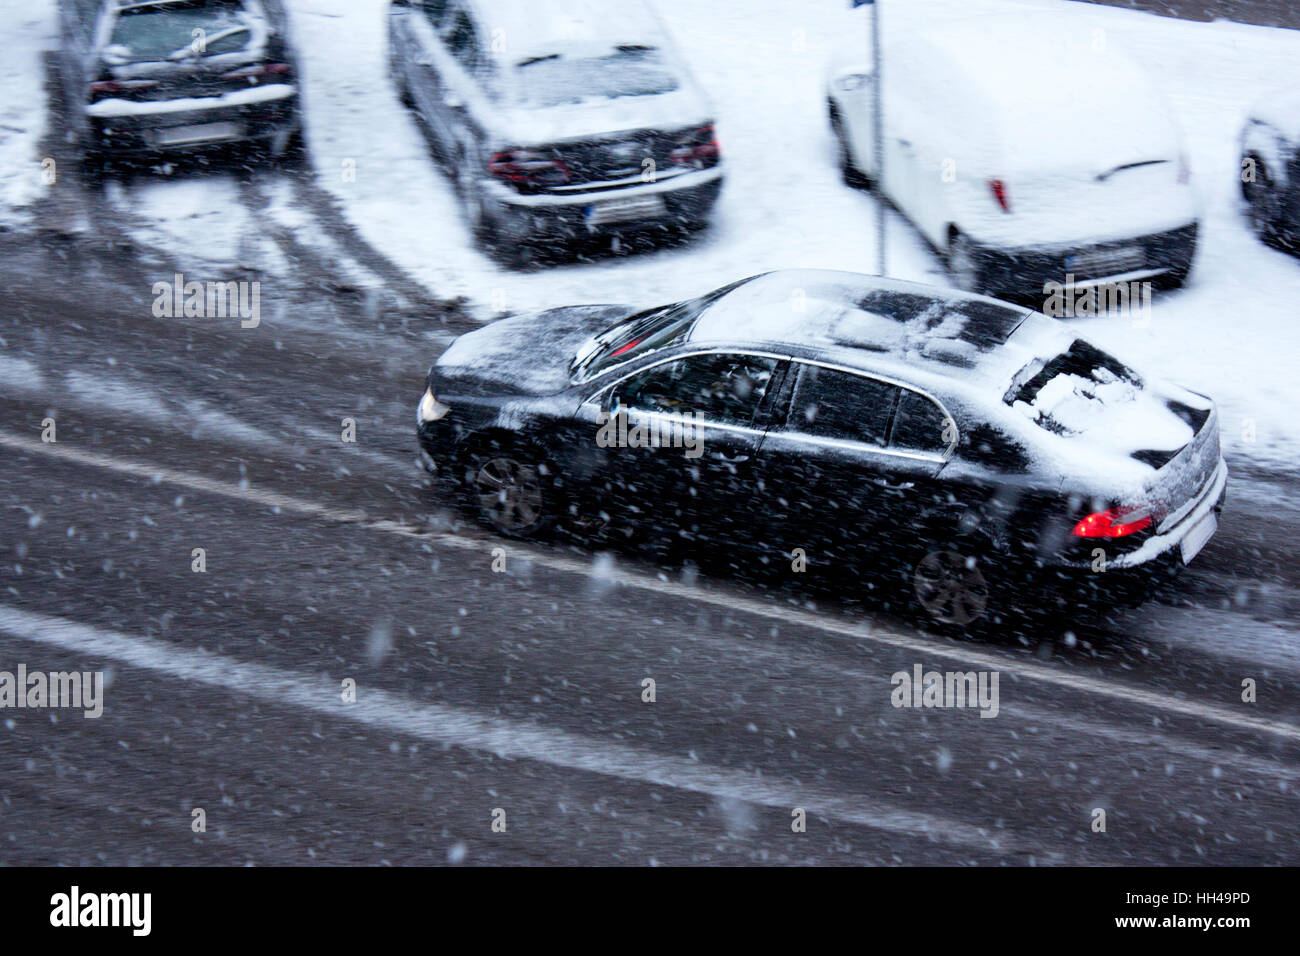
[912,548,991,627]
[474,456,545,534]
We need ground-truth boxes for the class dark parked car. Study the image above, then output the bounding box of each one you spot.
[1240,91,1300,250]
[388,0,723,251]
[416,270,1227,628]
[58,0,304,174]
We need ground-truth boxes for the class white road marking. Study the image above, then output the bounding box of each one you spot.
[4,427,1298,746]
[0,604,1025,855]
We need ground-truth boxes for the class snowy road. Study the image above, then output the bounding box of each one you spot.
[1,233,1299,864]
[0,0,1298,864]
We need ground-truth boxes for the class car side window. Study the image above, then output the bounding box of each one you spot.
[890,388,952,456]
[420,0,449,29]
[784,364,898,446]
[616,354,781,427]
[442,10,481,71]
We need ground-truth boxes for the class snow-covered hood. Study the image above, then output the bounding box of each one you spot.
[434,305,634,397]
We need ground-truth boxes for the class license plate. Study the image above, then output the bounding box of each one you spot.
[584,194,666,226]
[1179,510,1217,565]
[155,122,241,146]
[1065,245,1144,275]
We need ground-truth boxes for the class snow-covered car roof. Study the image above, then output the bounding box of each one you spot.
[687,270,1050,389]
[887,12,1183,175]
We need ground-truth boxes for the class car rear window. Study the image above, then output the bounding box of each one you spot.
[1005,339,1141,435]
[109,0,254,61]
[514,47,679,108]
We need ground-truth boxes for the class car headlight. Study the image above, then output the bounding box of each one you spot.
[418,387,450,425]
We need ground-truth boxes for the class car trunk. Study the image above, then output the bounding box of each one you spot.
[1006,338,1220,525]
[995,160,1188,249]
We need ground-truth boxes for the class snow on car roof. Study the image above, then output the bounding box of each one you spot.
[897,13,1180,173]
[472,0,670,64]
[688,270,1032,370]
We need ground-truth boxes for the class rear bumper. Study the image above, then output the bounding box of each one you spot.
[84,85,300,153]
[1046,458,1227,607]
[480,166,723,239]
[1108,457,1228,572]
[972,221,1199,301]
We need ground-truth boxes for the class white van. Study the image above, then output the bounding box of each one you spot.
[826,12,1199,300]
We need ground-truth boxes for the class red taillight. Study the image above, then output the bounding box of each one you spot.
[670,124,720,168]
[222,62,293,80]
[609,338,642,358]
[89,78,158,97]
[488,149,570,187]
[989,179,1011,213]
[1072,508,1153,538]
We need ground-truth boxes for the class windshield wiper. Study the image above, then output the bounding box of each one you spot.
[165,26,250,61]
[1096,159,1168,182]
[517,53,561,68]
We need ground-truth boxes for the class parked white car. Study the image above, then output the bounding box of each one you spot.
[825,13,1199,301]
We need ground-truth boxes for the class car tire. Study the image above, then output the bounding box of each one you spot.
[1243,157,1286,248]
[947,231,986,295]
[464,442,557,539]
[395,64,415,109]
[79,145,108,188]
[1153,259,1193,291]
[908,538,999,632]
[454,149,498,246]
[271,126,309,172]
[828,101,871,190]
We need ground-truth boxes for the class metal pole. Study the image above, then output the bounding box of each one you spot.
[872,0,886,276]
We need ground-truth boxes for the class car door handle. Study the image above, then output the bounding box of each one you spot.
[442,92,465,109]
[872,477,914,490]
[896,138,912,148]
[416,57,434,66]
[710,452,750,463]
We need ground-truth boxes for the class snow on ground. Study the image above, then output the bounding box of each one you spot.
[0,3,56,228]
[104,173,256,266]
[0,0,1297,469]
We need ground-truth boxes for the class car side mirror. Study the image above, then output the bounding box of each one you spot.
[838,72,873,92]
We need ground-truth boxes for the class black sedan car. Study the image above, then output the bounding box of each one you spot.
[59,0,304,175]
[417,271,1227,628]
[388,0,723,252]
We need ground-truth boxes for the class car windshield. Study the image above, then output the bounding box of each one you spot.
[108,0,254,62]
[572,278,753,381]
[514,46,679,108]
